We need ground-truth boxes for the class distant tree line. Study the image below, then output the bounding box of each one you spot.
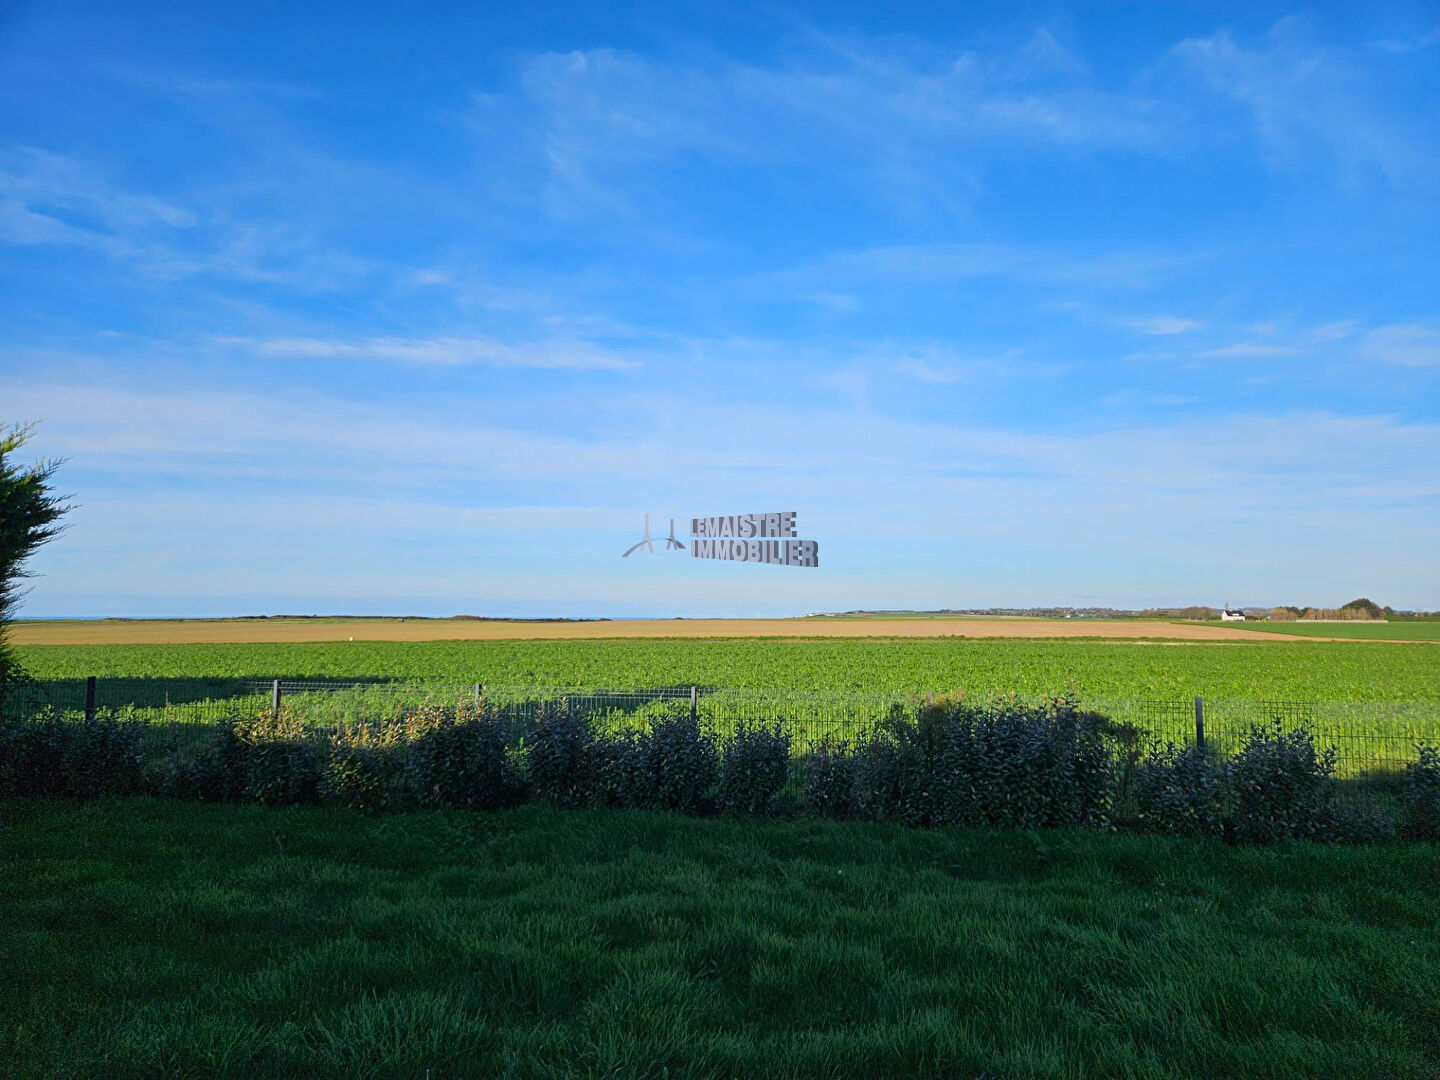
[1267,599,1391,622]
[1142,599,1439,622]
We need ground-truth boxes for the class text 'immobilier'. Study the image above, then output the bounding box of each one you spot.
[689,513,818,567]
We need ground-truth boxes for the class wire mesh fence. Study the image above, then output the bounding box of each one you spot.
[2,678,1436,787]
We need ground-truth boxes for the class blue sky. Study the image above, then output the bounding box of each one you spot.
[3,1,1438,617]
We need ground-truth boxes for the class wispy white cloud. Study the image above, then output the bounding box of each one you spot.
[739,27,1175,150]
[1198,342,1298,359]
[218,334,644,371]
[1358,323,1440,367]
[798,292,859,313]
[13,376,1436,507]
[896,358,965,385]
[1119,315,1205,335]
[15,372,1440,610]
[0,146,197,257]
[1369,26,1440,54]
[887,344,1042,385]
[1098,389,1197,407]
[762,242,1196,293]
[481,28,1179,217]
[1170,17,1436,185]
[0,145,378,288]
[1195,320,1360,360]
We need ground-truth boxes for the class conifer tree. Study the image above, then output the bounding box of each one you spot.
[0,424,70,683]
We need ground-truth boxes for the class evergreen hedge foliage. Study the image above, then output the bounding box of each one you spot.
[844,698,1115,828]
[2,695,1435,846]
[716,723,790,815]
[0,708,145,799]
[319,717,408,811]
[1403,743,1440,840]
[1131,741,1228,838]
[800,737,859,819]
[404,701,525,811]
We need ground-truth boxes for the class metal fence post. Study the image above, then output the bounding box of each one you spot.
[1194,695,1205,751]
[690,685,698,725]
[271,679,282,722]
[84,676,97,722]
[474,682,482,707]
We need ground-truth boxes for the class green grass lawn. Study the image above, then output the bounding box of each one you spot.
[1223,621,1440,641]
[2,800,1437,1079]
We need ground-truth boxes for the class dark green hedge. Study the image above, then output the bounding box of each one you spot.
[3,696,1437,845]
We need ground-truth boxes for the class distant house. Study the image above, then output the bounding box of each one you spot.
[1221,608,1245,622]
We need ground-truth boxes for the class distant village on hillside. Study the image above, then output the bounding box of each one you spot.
[811,599,1436,622]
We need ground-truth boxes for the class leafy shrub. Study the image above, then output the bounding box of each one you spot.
[0,712,70,797]
[1402,743,1440,841]
[844,697,1115,830]
[1227,720,1338,845]
[1130,741,1227,837]
[580,733,643,809]
[63,711,147,798]
[801,738,857,819]
[406,701,525,811]
[233,711,326,806]
[940,697,1114,830]
[166,720,247,802]
[0,710,145,799]
[1322,797,1398,845]
[626,713,717,814]
[716,723,790,816]
[527,704,607,808]
[852,706,935,825]
[527,704,649,810]
[1093,713,1147,794]
[320,718,409,811]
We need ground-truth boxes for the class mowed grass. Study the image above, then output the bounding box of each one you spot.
[1225,621,1440,641]
[14,637,1440,700]
[1,800,1438,1079]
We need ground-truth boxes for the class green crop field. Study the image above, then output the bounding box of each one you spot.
[14,638,1440,701]
[12,640,1439,778]
[2,799,1437,1080]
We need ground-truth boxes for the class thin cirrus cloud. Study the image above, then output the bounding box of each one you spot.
[13,369,1440,611]
[759,242,1197,295]
[0,146,198,266]
[1357,324,1440,368]
[1192,321,1365,361]
[16,376,1436,504]
[484,28,1179,217]
[1120,315,1205,335]
[896,358,966,385]
[1169,17,1437,184]
[0,146,375,287]
[217,335,644,371]
[1198,342,1300,359]
[890,346,1046,385]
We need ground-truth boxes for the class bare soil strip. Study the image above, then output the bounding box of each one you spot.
[10,617,1324,645]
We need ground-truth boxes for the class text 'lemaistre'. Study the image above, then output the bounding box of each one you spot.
[689,513,819,567]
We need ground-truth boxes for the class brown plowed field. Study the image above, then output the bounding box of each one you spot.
[10,617,1316,645]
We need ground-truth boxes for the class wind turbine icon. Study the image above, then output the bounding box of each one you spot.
[622,514,685,557]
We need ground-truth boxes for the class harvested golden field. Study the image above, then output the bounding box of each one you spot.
[10,616,1318,645]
